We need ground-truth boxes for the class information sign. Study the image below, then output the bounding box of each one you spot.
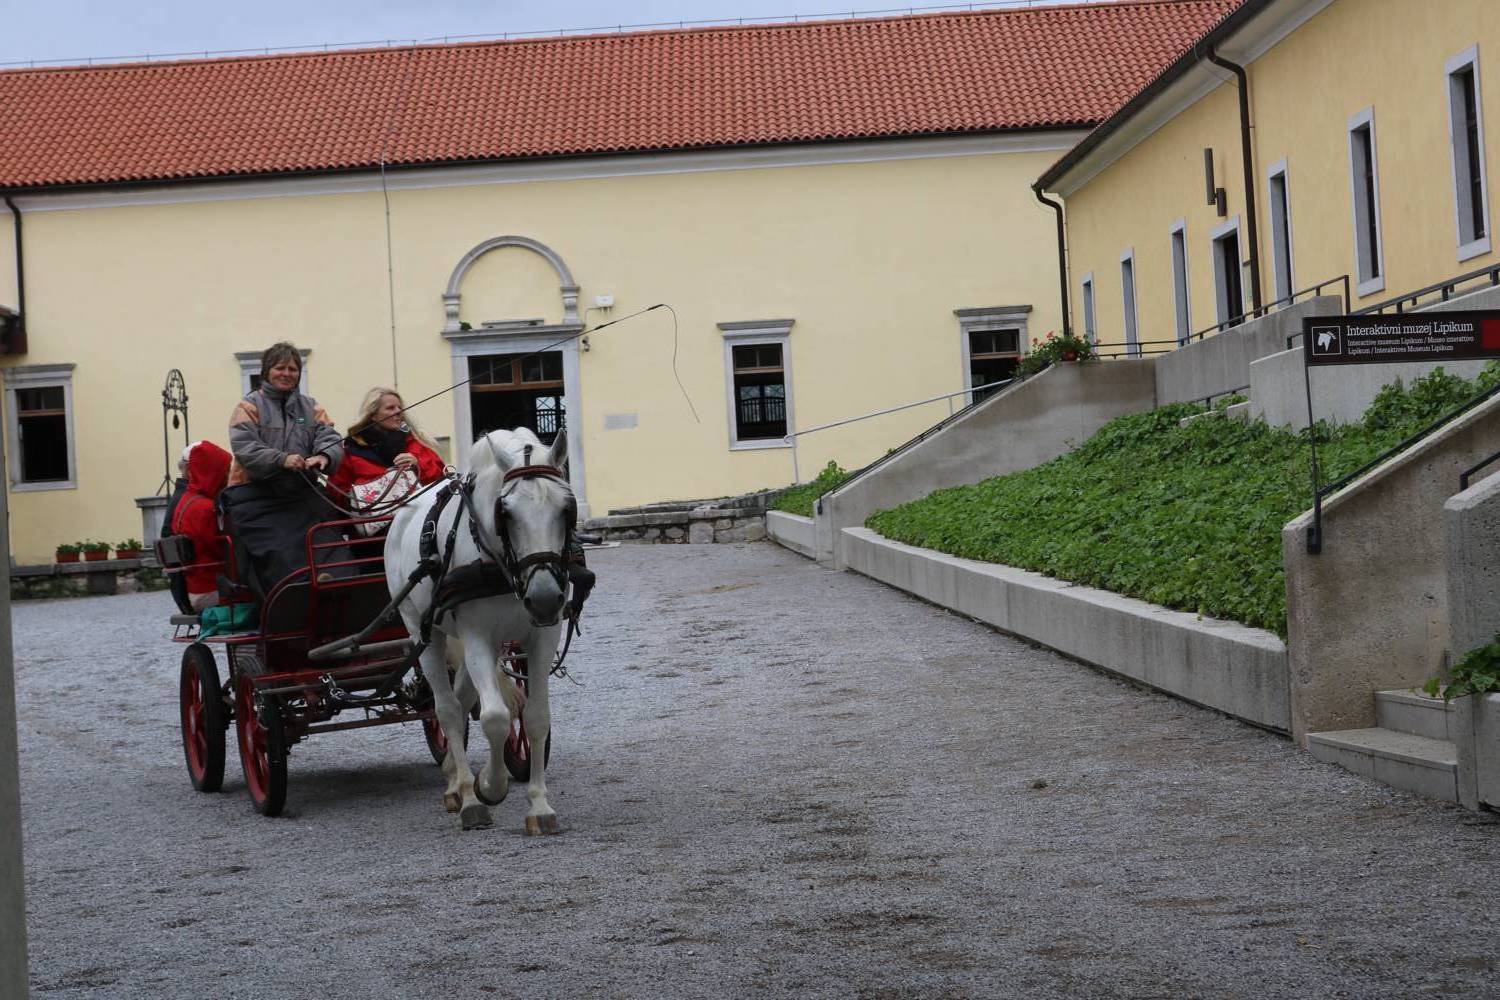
[1304,312,1500,366]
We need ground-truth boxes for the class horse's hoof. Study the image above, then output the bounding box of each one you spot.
[475,774,508,806]
[443,791,462,814]
[460,802,493,830]
[524,814,561,836]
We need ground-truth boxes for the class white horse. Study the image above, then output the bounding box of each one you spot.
[385,427,574,833]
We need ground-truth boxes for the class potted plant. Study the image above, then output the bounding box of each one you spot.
[81,539,111,562]
[55,542,82,564]
[114,538,144,560]
[1014,330,1097,381]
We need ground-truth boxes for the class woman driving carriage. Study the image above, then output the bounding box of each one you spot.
[326,387,447,509]
[220,342,346,594]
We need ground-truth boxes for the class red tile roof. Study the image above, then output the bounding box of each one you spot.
[0,1,1238,192]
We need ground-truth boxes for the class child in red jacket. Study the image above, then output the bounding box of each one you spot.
[171,441,232,610]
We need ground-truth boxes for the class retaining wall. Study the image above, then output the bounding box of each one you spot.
[765,512,816,559]
[1283,391,1500,743]
[842,527,1289,731]
[1155,297,1340,406]
[581,508,766,544]
[1444,468,1500,811]
[815,360,1157,568]
[1250,285,1500,429]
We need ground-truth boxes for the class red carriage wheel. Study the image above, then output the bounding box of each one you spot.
[422,711,469,767]
[503,722,552,782]
[233,654,288,816]
[178,644,226,793]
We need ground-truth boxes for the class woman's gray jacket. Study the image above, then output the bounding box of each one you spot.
[228,384,344,484]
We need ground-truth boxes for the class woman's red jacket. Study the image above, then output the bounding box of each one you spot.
[326,436,446,500]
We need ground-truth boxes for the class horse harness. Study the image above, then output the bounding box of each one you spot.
[403,455,581,679]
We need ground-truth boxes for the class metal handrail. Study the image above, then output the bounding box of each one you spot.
[783,382,1008,484]
[1317,379,1500,500]
[1354,260,1500,315]
[1171,384,1250,411]
[1460,447,1500,491]
[1093,275,1350,358]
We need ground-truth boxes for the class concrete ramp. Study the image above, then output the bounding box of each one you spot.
[815,360,1157,567]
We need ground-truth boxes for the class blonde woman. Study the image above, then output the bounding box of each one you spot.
[327,387,446,503]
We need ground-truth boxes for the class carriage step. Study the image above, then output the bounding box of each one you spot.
[169,613,201,626]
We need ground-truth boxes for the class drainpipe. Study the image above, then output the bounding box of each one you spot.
[1204,45,1263,314]
[2,196,25,353]
[1033,187,1072,337]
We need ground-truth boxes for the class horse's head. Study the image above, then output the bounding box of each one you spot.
[474,428,576,626]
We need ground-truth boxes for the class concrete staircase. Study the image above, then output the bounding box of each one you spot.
[1307,690,1459,802]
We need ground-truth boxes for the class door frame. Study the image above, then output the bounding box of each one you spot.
[444,323,589,519]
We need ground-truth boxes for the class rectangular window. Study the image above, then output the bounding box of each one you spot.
[1348,108,1385,295]
[732,344,787,440]
[4,363,76,490]
[1448,47,1491,260]
[719,320,795,449]
[467,352,566,444]
[1120,252,1139,357]
[1267,161,1295,303]
[1212,219,1245,327]
[1170,222,1191,344]
[967,328,1021,401]
[1081,274,1097,344]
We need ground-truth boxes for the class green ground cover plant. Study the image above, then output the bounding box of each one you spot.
[772,461,852,517]
[867,367,1495,637]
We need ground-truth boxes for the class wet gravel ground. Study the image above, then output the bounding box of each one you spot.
[15,542,1500,999]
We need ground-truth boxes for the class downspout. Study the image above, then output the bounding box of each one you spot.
[2,196,24,352]
[1204,45,1263,314]
[1033,187,1072,337]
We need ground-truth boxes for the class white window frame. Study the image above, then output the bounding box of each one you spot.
[1169,219,1193,344]
[719,319,795,450]
[1210,216,1247,326]
[1080,272,1097,344]
[1120,249,1140,357]
[236,348,311,396]
[956,305,1030,404]
[1446,45,1492,262]
[1266,159,1297,304]
[4,362,78,491]
[1347,107,1386,297]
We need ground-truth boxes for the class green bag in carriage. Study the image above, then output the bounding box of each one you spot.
[197,602,257,638]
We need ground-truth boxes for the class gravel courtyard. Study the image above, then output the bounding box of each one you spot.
[14,542,1500,999]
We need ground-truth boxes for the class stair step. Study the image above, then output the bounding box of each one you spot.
[1306,727,1458,803]
[1375,689,1456,741]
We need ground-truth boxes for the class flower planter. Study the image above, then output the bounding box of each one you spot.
[114,549,142,560]
[55,551,80,564]
[82,550,110,562]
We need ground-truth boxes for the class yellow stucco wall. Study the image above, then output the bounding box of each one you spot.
[1064,0,1499,354]
[0,143,1067,561]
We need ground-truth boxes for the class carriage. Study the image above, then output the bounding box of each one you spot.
[162,512,548,817]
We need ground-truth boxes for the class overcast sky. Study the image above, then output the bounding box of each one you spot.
[0,0,1044,66]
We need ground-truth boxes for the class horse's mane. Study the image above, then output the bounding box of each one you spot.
[469,427,544,477]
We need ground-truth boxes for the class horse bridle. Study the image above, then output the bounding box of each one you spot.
[489,463,577,625]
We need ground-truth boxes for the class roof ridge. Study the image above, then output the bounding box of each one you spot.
[0,0,1238,78]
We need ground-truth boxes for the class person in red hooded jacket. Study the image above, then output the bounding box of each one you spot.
[171,440,232,610]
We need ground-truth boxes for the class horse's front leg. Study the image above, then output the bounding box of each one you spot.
[418,634,480,823]
[520,624,562,836]
[456,621,514,817]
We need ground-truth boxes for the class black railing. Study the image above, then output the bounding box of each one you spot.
[1354,260,1500,315]
[1179,274,1352,351]
[1091,338,1177,359]
[1460,447,1500,491]
[1174,384,1250,411]
[1316,379,1500,501]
